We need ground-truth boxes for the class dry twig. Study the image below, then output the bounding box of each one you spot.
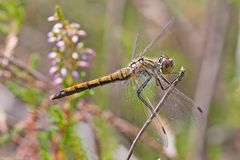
[0,31,18,133]
[0,55,51,85]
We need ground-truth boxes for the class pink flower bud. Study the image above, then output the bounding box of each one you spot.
[72,70,79,79]
[78,30,87,36]
[78,61,89,68]
[48,52,57,59]
[49,66,58,75]
[72,52,79,59]
[61,68,67,77]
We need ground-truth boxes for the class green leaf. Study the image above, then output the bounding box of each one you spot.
[95,118,118,160]
[7,81,44,106]
[29,53,40,69]
[0,10,8,21]
[49,107,64,126]
[38,131,53,160]
[61,122,87,160]
[0,22,9,33]
[0,0,25,33]
[0,132,11,145]
[55,5,64,21]
[232,0,240,6]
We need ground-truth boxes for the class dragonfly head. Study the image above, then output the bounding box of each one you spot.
[159,55,175,74]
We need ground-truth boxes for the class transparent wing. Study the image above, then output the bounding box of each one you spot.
[155,74,206,133]
[144,105,169,146]
[130,33,140,61]
[121,74,169,146]
[140,18,175,57]
[130,18,175,61]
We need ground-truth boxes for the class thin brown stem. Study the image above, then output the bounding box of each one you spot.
[0,55,52,86]
[0,64,49,92]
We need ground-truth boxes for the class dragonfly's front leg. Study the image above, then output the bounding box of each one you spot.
[156,70,181,90]
[136,76,154,112]
[136,75,167,136]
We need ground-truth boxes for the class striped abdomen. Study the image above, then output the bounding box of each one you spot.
[50,68,130,100]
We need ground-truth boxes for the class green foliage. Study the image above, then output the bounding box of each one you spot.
[0,0,25,33]
[29,53,40,69]
[134,143,158,160]
[225,78,240,128]
[50,104,87,159]
[0,131,11,144]
[231,0,240,6]
[207,143,223,160]
[54,5,64,21]
[61,123,87,160]
[2,1,240,159]
[121,2,140,63]
[38,132,53,160]
[95,117,118,160]
[48,105,87,160]
[49,106,65,127]
[7,81,44,106]
[0,127,23,145]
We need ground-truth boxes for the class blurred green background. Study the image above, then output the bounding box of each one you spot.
[0,0,240,160]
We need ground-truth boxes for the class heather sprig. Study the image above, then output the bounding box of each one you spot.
[48,6,95,86]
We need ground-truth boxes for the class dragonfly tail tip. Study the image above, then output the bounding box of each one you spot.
[50,94,57,100]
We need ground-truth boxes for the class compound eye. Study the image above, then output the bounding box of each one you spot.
[169,58,174,66]
[159,55,164,63]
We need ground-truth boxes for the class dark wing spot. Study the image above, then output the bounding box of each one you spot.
[197,107,203,113]
[162,126,166,134]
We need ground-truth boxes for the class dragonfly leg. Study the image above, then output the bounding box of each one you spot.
[156,77,168,90]
[136,76,168,138]
[136,76,154,112]
[156,71,181,90]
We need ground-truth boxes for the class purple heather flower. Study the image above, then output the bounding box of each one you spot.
[72,52,79,59]
[70,23,80,29]
[71,35,79,43]
[72,70,79,79]
[51,57,61,65]
[76,43,84,50]
[48,32,54,37]
[53,73,60,79]
[48,16,56,22]
[78,30,87,36]
[56,35,62,41]
[53,28,60,34]
[60,68,67,77]
[52,23,63,34]
[54,23,63,29]
[59,46,65,52]
[48,36,57,43]
[56,41,65,52]
[78,61,89,68]
[56,41,65,48]
[81,54,89,61]
[48,52,57,59]
[48,11,96,85]
[49,66,58,75]
[85,48,96,56]
[53,77,63,84]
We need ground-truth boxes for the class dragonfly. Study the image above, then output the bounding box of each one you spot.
[50,18,204,145]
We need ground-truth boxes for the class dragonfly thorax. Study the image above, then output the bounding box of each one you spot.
[129,57,148,71]
[159,55,174,74]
